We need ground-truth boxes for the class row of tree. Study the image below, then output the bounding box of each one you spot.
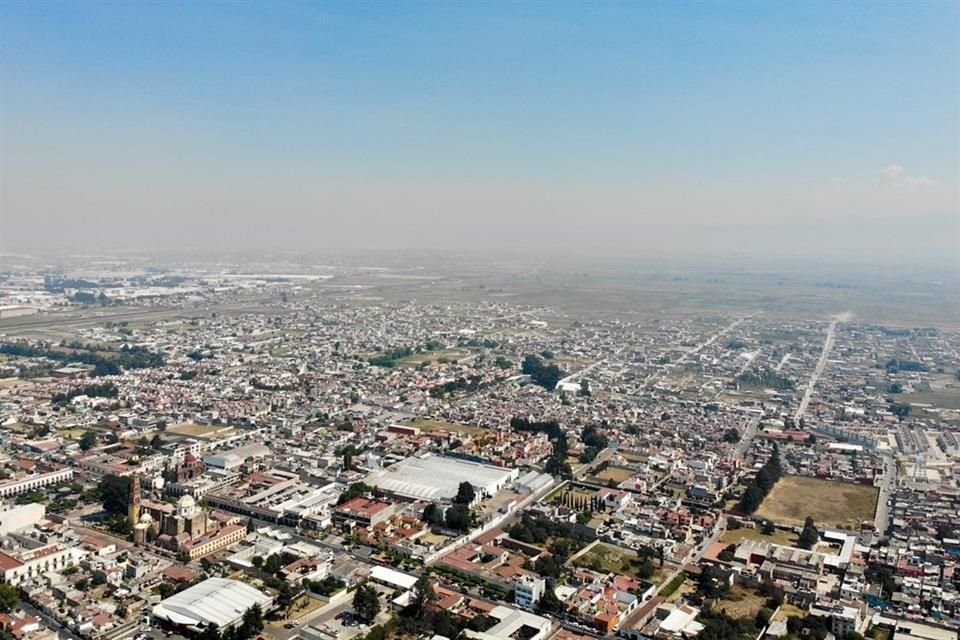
[737,444,782,513]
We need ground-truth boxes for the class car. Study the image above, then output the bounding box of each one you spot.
[284,624,296,629]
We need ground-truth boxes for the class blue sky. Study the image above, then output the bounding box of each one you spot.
[1,1,958,257]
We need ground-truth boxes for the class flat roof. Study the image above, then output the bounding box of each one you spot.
[152,578,272,629]
[370,565,418,590]
[365,455,515,501]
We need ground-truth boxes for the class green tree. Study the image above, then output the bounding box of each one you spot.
[99,475,132,515]
[454,481,476,505]
[0,584,19,612]
[352,582,381,624]
[80,431,98,451]
[410,574,435,617]
[798,516,819,550]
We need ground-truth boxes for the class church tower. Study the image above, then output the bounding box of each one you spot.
[129,474,142,526]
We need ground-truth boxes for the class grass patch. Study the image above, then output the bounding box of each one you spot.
[755,475,878,529]
[721,527,799,547]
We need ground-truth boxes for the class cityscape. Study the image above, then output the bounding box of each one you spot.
[1,4,958,640]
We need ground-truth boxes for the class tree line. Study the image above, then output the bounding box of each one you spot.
[737,444,782,513]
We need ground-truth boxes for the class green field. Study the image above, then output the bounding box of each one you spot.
[755,475,878,529]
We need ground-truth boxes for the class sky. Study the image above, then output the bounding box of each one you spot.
[1,1,958,263]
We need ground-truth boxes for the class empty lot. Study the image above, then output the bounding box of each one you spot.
[755,475,878,529]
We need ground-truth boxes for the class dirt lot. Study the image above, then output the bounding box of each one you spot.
[592,467,635,484]
[716,585,768,619]
[755,475,878,529]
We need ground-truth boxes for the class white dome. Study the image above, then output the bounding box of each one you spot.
[178,495,196,509]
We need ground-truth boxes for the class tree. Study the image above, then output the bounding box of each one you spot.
[454,481,476,505]
[246,518,256,534]
[798,516,819,550]
[99,475,132,515]
[445,503,473,531]
[353,582,381,624]
[411,574,435,617]
[423,503,445,526]
[537,584,563,615]
[251,555,263,568]
[722,429,739,444]
[200,624,220,640]
[761,520,776,536]
[151,434,164,450]
[238,605,264,640]
[0,584,19,613]
[718,544,737,562]
[80,431,98,451]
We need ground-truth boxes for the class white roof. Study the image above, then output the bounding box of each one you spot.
[370,565,417,590]
[152,578,272,629]
[365,454,515,501]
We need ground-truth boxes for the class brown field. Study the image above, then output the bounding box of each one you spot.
[403,418,487,436]
[755,475,877,529]
[716,586,768,619]
[592,467,635,483]
[166,423,235,438]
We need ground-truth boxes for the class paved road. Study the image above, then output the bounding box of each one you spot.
[735,417,761,457]
[874,454,896,536]
[794,316,843,422]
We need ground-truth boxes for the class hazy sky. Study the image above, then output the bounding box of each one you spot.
[1,1,958,262]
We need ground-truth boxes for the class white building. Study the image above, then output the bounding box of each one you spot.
[0,545,88,585]
[152,578,273,631]
[365,454,518,504]
[0,468,74,499]
[514,575,545,609]
[0,503,46,536]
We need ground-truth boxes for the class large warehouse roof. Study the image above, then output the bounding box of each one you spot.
[152,578,272,629]
[364,454,516,501]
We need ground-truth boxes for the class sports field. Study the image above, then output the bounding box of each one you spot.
[755,475,877,529]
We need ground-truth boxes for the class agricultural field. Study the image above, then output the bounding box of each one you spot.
[755,475,878,529]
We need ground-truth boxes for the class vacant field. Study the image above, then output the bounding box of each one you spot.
[720,527,798,547]
[756,475,878,529]
[572,542,635,573]
[902,390,960,411]
[166,423,234,438]
[59,428,89,439]
[592,467,634,484]
[716,586,768,619]
[403,418,487,436]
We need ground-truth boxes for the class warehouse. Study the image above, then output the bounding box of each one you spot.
[152,578,273,631]
[365,454,518,503]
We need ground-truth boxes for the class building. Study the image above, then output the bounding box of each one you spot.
[0,545,87,585]
[180,524,247,560]
[0,468,73,499]
[333,497,395,528]
[463,605,551,640]
[151,578,273,631]
[0,504,46,536]
[365,454,518,503]
[203,444,270,471]
[515,575,546,609]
